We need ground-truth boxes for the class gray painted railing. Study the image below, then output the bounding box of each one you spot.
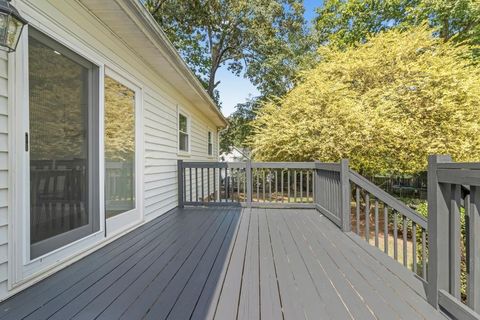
[349,169,428,280]
[428,155,480,320]
[177,160,350,228]
[178,156,480,319]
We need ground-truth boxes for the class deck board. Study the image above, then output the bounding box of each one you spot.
[0,207,448,320]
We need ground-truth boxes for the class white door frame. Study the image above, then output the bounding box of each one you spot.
[8,23,108,287]
[104,67,144,237]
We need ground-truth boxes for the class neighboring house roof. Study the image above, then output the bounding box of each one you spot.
[79,0,228,128]
[220,146,251,162]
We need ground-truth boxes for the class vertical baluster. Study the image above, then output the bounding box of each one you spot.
[375,199,379,247]
[281,170,284,203]
[384,206,389,254]
[287,170,291,202]
[365,194,370,243]
[207,168,210,202]
[213,168,216,202]
[193,168,197,202]
[422,229,427,279]
[403,216,408,267]
[243,168,246,202]
[300,171,303,202]
[275,170,278,202]
[394,211,398,261]
[356,187,360,235]
[306,170,310,202]
[468,186,480,310]
[269,170,272,202]
[237,168,240,202]
[257,170,260,203]
[450,184,461,298]
[201,168,204,202]
[412,222,417,274]
[294,170,297,203]
[231,168,234,202]
[188,168,192,202]
[262,169,266,202]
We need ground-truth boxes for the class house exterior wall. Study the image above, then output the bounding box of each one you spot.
[0,52,8,296]
[0,0,220,300]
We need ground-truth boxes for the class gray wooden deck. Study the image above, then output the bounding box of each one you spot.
[0,207,447,320]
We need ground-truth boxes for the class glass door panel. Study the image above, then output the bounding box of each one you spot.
[28,29,99,259]
[104,76,136,218]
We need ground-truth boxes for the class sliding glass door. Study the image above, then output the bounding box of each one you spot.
[28,29,100,259]
[104,76,136,219]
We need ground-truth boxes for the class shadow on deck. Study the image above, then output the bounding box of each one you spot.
[0,207,446,320]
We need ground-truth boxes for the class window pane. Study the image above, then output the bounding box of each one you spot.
[105,76,135,218]
[29,35,91,244]
[179,132,189,151]
[208,131,212,143]
[179,114,187,132]
[208,143,213,155]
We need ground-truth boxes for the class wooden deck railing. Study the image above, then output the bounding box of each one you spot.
[350,169,428,280]
[177,157,480,319]
[428,155,480,320]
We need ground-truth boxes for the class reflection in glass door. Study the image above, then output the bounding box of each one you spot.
[104,76,136,218]
[28,29,99,259]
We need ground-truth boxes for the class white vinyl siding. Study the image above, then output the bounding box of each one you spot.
[0,0,222,301]
[0,51,9,295]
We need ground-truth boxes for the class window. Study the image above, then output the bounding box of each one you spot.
[179,113,189,152]
[104,76,136,218]
[208,131,213,156]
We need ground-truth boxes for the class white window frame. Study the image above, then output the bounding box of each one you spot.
[177,108,191,155]
[207,129,214,157]
[104,68,144,237]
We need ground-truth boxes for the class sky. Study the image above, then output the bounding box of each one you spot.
[217,0,321,116]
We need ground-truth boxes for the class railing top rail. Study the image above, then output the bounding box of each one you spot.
[436,168,480,186]
[315,162,341,172]
[180,161,341,171]
[349,170,427,229]
[436,162,480,170]
[251,162,317,169]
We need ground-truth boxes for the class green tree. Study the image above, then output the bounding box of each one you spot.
[251,26,480,175]
[314,0,480,49]
[144,0,315,101]
[219,99,258,152]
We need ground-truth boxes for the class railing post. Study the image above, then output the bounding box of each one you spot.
[427,154,452,308]
[177,160,184,208]
[246,160,252,207]
[340,159,351,232]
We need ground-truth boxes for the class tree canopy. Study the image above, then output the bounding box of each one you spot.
[250,26,480,175]
[314,0,480,49]
[144,0,315,102]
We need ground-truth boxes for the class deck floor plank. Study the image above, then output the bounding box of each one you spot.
[70,209,221,320]
[0,207,448,320]
[307,211,447,320]
[213,207,251,320]
[268,209,327,319]
[169,208,240,320]
[30,210,217,320]
[280,210,355,320]
[237,207,260,320]
[287,210,377,320]
[257,209,283,320]
[311,212,447,320]
[0,209,179,320]
[115,208,226,320]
